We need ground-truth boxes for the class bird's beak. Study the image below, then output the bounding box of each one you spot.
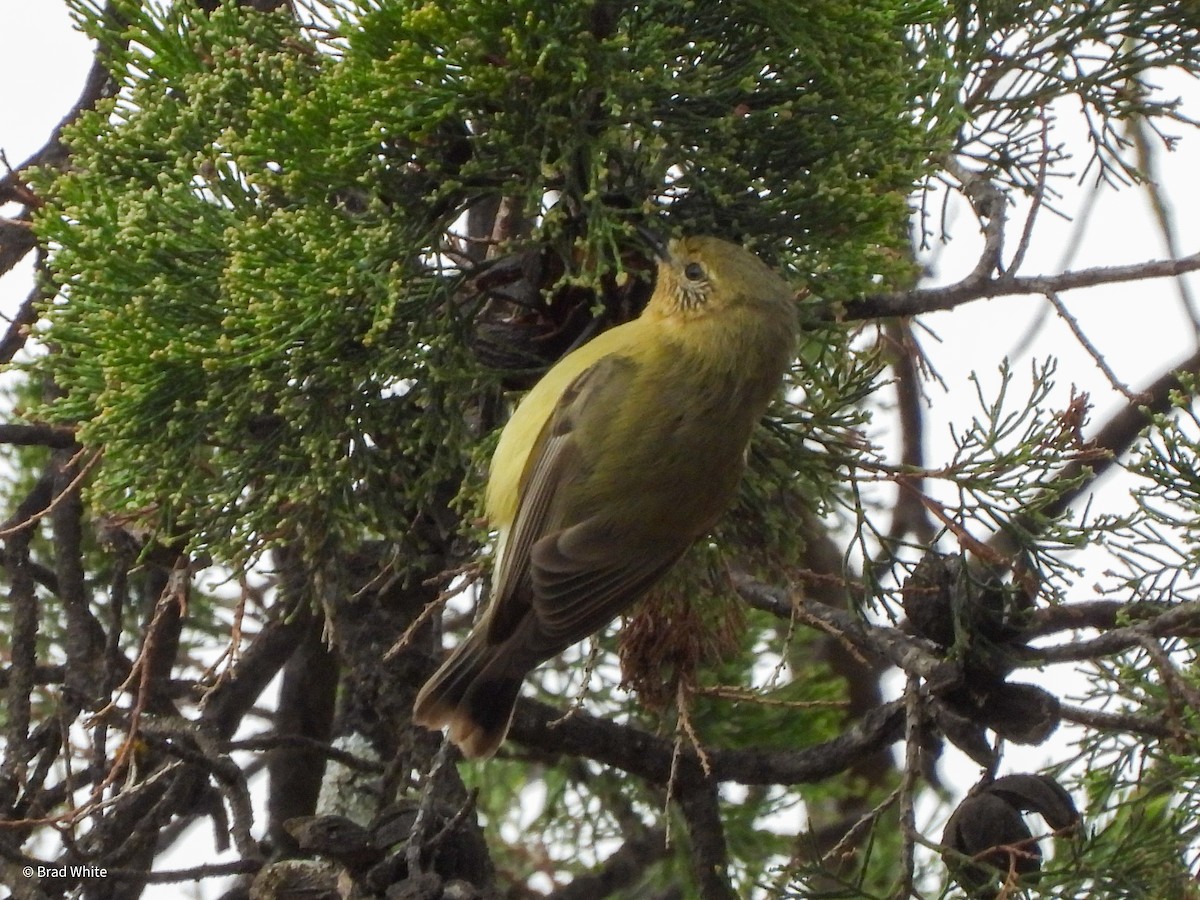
[635,226,671,261]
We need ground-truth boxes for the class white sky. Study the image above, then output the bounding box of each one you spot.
[0,2,94,323]
[3,2,1200,896]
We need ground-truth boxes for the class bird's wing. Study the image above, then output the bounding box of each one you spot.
[529,523,686,646]
[487,351,691,652]
[485,352,636,643]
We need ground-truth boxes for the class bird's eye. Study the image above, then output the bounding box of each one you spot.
[683,262,706,282]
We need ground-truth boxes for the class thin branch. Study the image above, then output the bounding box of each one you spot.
[106,859,260,884]
[226,733,383,773]
[942,156,1007,282]
[0,448,101,538]
[1020,599,1173,638]
[1046,289,1144,402]
[1136,635,1200,717]
[1005,109,1051,277]
[1128,86,1200,340]
[1017,600,1200,665]
[734,573,953,685]
[1007,167,1103,361]
[1057,702,1175,739]
[547,826,669,900]
[741,565,1200,688]
[843,250,1200,320]
[884,320,937,544]
[820,786,901,869]
[992,343,1200,557]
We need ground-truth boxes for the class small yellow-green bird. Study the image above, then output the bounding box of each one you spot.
[413,235,798,758]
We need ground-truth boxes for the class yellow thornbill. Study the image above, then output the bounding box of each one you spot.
[413,235,799,758]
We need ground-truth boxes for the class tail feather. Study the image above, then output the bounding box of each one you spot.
[413,636,524,759]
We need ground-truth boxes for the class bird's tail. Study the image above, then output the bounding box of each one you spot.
[412,633,524,759]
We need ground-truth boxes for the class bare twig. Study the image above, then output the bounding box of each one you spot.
[819,786,901,868]
[1005,109,1052,277]
[1046,290,1145,403]
[843,250,1200,320]
[1008,165,1104,361]
[1128,85,1200,340]
[0,448,101,538]
[675,681,713,778]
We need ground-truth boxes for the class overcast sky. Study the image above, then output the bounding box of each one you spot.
[1,3,94,321]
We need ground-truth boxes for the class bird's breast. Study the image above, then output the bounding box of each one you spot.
[568,351,768,541]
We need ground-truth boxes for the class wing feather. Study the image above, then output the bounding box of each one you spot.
[530,528,685,643]
[486,350,690,657]
[485,355,632,643]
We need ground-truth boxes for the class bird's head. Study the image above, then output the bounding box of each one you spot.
[647,235,796,321]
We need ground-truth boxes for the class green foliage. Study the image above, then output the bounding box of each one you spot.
[1126,386,1200,584]
[1039,649,1200,896]
[31,0,937,576]
[35,3,481,570]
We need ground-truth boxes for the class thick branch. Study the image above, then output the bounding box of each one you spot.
[675,779,737,900]
[507,695,904,788]
[0,423,78,448]
[0,472,51,784]
[1058,702,1175,739]
[50,448,107,714]
[0,217,37,282]
[740,569,1200,685]
[884,319,936,543]
[199,612,311,741]
[1021,599,1174,638]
